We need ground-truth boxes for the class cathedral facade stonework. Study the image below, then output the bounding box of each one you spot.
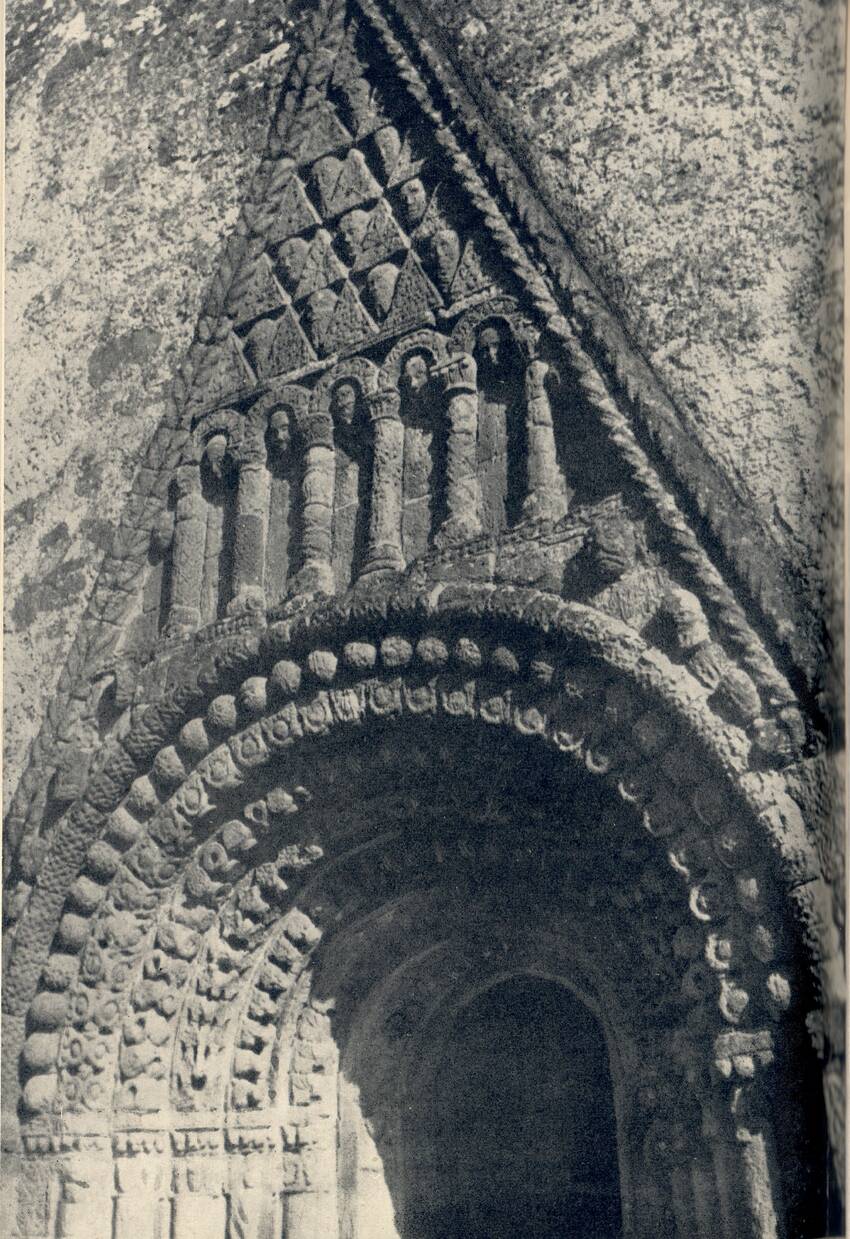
[3,1,844,1237]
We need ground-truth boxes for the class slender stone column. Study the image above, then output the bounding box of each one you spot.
[293,408,335,595]
[361,387,405,576]
[166,463,205,634]
[434,352,483,546]
[228,436,270,615]
[523,357,568,522]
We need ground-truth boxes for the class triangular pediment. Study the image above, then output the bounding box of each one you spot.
[3,0,822,876]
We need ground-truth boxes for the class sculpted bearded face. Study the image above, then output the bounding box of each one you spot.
[398,178,428,227]
[589,517,636,582]
[277,237,309,287]
[303,289,337,341]
[339,76,372,130]
[332,380,359,426]
[204,434,229,478]
[338,209,370,264]
[663,586,710,650]
[402,353,429,393]
[477,325,503,370]
[430,228,461,291]
[365,263,398,320]
[268,408,291,454]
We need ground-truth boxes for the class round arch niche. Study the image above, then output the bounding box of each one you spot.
[406,974,623,1239]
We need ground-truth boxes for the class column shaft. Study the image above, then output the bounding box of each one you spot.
[229,445,270,614]
[523,358,568,521]
[293,410,335,595]
[167,464,206,634]
[362,388,405,576]
[434,353,482,546]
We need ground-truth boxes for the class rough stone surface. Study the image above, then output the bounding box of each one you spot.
[5,0,296,806]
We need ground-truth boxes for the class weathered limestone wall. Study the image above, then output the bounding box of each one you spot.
[5,0,844,807]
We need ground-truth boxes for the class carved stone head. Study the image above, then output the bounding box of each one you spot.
[402,352,430,393]
[338,76,372,132]
[430,228,461,291]
[372,125,402,180]
[303,288,337,343]
[476,322,515,383]
[338,209,370,264]
[365,262,398,320]
[331,379,359,427]
[587,515,636,584]
[277,237,309,287]
[663,586,710,650]
[268,408,291,455]
[398,177,428,227]
[204,433,229,479]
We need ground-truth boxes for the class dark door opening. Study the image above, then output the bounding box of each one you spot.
[408,976,623,1239]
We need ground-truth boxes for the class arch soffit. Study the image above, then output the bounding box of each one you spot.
[4,586,819,1128]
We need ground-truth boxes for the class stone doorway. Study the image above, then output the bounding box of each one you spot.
[404,976,623,1239]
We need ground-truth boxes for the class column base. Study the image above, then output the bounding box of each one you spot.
[164,605,201,637]
[360,545,406,577]
[434,513,483,548]
[226,586,266,617]
[291,561,335,597]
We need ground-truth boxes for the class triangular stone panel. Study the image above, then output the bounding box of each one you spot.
[321,279,377,353]
[292,228,347,300]
[246,308,316,380]
[285,101,353,164]
[225,256,287,327]
[266,175,322,246]
[382,249,442,331]
[349,199,409,272]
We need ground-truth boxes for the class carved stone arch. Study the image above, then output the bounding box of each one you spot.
[379,327,449,388]
[190,406,246,466]
[311,355,380,417]
[3,585,827,1239]
[449,294,522,355]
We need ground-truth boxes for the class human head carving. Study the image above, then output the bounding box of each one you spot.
[331,378,359,427]
[365,263,399,320]
[587,514,637,583]
[663,587,710,651]
[277,237,309,287]
[268,408,292,454]
[303,288,337,341]
[204,433,229,478]
[402,352,430,393]
[430,228,461,291]
[338,76,372,131]
[398,178,428,227]
[338,209,370,264]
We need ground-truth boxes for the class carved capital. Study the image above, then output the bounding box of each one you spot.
[296,409,334,452]
[175,463,201,500]
[367,387,402,423]
[524,357,550,399]
[435,352,477,395]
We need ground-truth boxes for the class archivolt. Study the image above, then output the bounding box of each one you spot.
[4,584,820,1140]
